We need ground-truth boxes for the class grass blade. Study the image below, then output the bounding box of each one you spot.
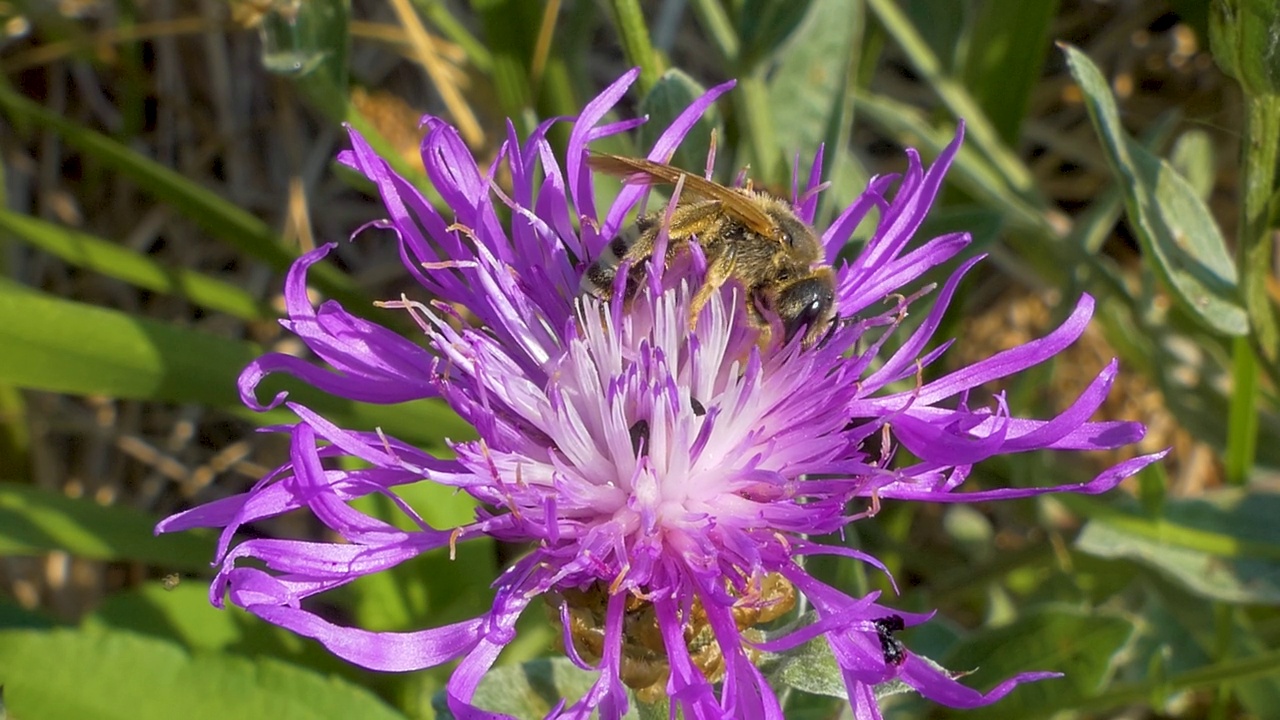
[0,482,215,571]
[0,280,471,448]
[0,86,367,313]
[0,211,273,322]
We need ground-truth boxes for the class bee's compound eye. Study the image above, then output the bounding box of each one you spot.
[778,277,835,344]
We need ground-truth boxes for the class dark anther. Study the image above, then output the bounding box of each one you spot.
[629,420,650,457]
[873,615,906,667]
[690,397,707,417]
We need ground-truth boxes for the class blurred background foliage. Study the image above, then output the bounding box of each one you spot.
[0,0,1278,718]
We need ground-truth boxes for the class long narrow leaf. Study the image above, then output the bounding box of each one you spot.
[0,281,472,447]
[1064,44,1248,337]
[0,627,409,720]
[0,210,273,322]
[865,0,1040,200]
[962,0,1059,143]
[0,482,215,571]
[0,87,367,313]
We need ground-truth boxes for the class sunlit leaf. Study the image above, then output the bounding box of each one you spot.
[0,482,214,571]
[1076,489,1280,604]
[767,0,859,182]
[866,0,1039,198]
[92,583,269,652]
[88,582,386,688]
[765,612,956,704]
[767,620,846,699]
[1209,0,1280,95]
[939,607,1134,720]
[1064,43,1247,336]
[259,0,350,120]
[0,627,408,720]
[0,211,272,322]
[962,0,1059,143]
[348,482,495,633]
[638,69,721,174]
[1169,129,1216,202]
[0,281,471,447]
[432,657,639,719]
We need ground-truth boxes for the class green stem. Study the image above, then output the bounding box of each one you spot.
[607,0,663,95]
[687,0,739,65]
[1208,604,1235,720]
[1239,94,1280,385]
[0,116,28,482]
[1225,335,1259,485]
[413,0,494,73]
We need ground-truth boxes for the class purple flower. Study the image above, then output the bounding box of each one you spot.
[159,69,1165,719]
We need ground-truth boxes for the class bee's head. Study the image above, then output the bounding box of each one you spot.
[773,270,836,348]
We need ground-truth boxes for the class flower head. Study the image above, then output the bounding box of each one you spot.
[159,70,1165,719]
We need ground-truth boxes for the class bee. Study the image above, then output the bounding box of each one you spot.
[583,154,836,348]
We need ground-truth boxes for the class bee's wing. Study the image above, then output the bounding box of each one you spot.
[588,153,778,239]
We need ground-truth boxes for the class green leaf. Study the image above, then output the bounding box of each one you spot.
[1064,43,1248,336]
[940,607,1134,720]
[0,383,30,480]
[0,211,272,322]
[432,657,639,719]
[851,92,1049,237]
[1225,610,1280,717]
[0,598,57,631]
[766,0,860,180]
[688,0,740,64]
[765,612,952,704]
[0,626,408,720]
[735,0,817,70]
[258,0,351,119]
[92,583,268,652]
[0,482,215,571]
[88,582,388,687]
[634,696,670,720]
[1237,96,1280,380]
[1209,0,1280,96]
[606,0,663,94]
[866,0,1039,198]
[1130,585,1280,716]
[769,627,846,699]
[900,0,966,71]
[962,0,1059,143]
[1169,128,1216,201]
[0,86,365,313]
[637,69,722,175]
[348,482,495,633]
[470,0,540,131]
[1075,489,1280,604]
[0,281,472,448]
[0,280,252,406]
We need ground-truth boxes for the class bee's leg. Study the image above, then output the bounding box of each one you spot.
[688,250,736,331]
